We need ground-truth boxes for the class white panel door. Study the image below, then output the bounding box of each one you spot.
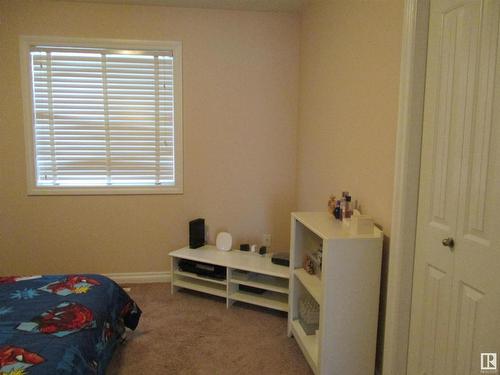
[445,1,500,373]
[407,1,500,374]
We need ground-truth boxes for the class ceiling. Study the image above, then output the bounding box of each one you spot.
[60,0,307,12]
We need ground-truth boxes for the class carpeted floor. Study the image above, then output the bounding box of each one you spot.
[107,283,312,375]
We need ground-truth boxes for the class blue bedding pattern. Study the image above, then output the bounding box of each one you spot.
[0,275,141,375]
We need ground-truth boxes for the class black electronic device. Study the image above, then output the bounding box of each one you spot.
[259,246,267,255]
[178,259,226,280]
[271,252,290,267]
[240,244,250,252]
[189,218,205,249]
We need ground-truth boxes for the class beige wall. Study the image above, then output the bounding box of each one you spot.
[296,1,404,370]
[0,0,300,275]
[297,0,403,236]
[0,0,403,277]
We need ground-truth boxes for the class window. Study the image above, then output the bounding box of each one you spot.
[20,37,183,195]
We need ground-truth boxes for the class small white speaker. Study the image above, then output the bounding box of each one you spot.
[216,232,232,251]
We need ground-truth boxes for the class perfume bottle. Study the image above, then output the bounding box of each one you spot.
[334,200,342,220]
[340,197,346,220]
[344,195,353,219]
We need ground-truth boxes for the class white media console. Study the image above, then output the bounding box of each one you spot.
[169,246,290,312]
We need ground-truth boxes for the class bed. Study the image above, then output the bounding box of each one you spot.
[0,274,141,375]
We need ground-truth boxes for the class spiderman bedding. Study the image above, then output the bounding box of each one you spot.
[0,274,141,375]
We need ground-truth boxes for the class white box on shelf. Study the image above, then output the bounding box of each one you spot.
[350,214,375,235]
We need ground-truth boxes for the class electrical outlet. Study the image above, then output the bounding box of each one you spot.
[263,233,272,248]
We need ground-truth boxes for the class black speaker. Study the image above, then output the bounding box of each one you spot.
[189,218,205,249]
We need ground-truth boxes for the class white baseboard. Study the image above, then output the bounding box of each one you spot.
[105,271,171,284]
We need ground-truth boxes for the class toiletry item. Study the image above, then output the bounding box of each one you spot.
[327,195,336,215]
[334,200,342,220]
[345,196,353,219]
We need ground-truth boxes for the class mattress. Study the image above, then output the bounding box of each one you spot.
[0,274,141,375]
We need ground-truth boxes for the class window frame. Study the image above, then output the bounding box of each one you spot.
[20,36,183,195]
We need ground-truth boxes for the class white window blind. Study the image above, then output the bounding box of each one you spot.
[29,45,177,189]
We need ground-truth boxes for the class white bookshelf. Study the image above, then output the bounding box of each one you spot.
[170,246,289,312]
[288,212,383,375]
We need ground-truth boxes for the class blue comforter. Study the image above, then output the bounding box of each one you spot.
[0,274,141,375]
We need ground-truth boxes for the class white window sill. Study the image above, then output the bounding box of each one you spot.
[27,186,183,196]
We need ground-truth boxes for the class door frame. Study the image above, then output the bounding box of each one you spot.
[382,0,431,374]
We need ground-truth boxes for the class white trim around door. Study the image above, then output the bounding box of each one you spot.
[382,1,430,374]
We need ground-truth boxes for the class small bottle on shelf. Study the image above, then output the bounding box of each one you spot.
[344,196,353,219]
[334,200,342,220]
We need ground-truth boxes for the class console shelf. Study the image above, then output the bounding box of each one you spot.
[172,276,227,298]
[170,246,290,312]
[229,290,288,312]
[230,270,289,294]
[173,269,227,285]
